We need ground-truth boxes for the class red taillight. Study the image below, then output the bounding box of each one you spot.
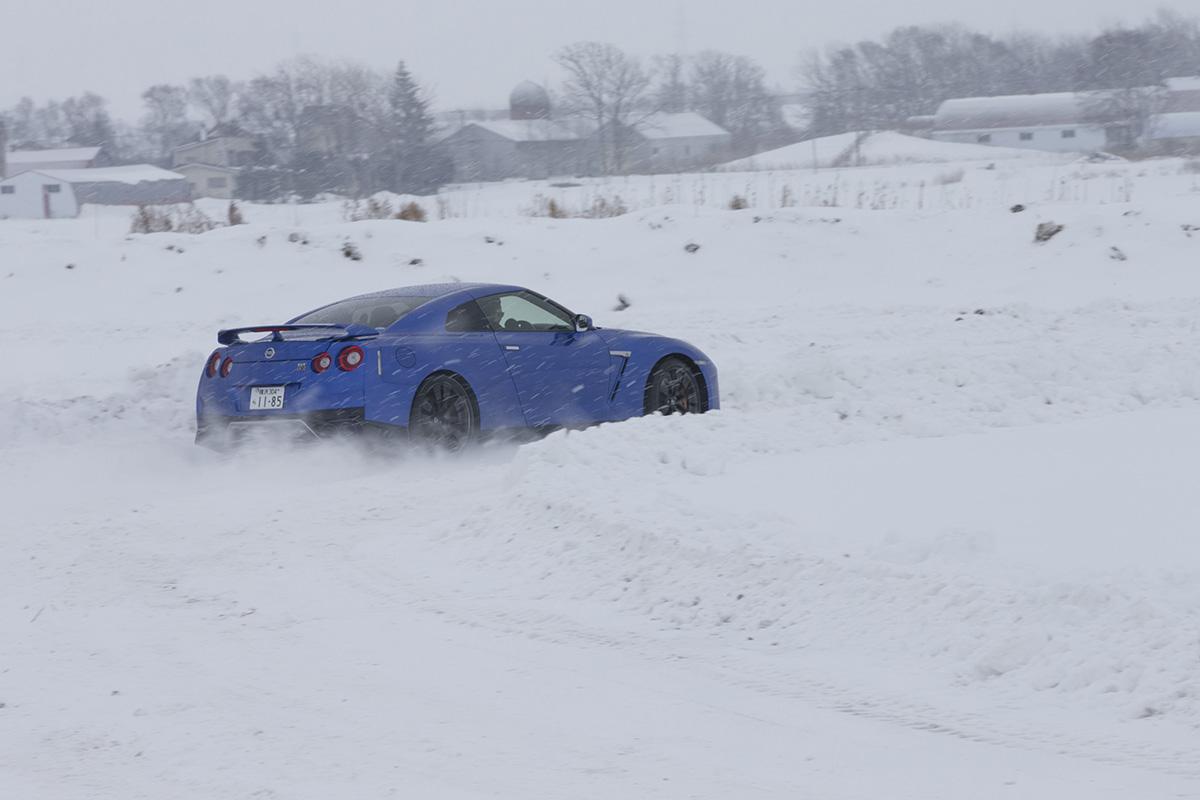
[205,352,221,378]
[337,345,365,372]
[220,357,234,378]
[312,352,333,373]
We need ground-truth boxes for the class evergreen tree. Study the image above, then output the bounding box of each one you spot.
[388,61,444,194]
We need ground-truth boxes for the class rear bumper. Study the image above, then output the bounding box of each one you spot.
[196,407,376,446]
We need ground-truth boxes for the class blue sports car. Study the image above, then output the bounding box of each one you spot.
[196,283,718,449]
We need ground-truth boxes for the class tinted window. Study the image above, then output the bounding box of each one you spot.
[446,300,491,332]
[477,292,573,332]
[294,296,431,329]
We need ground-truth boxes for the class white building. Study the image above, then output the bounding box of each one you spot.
[623,112,733,172]
[174,163,240,200]
[931,79,1200,155]
[2,146,106,178]
[171,125,262,198]
[0,166,190,219]
[931,93,1110,153]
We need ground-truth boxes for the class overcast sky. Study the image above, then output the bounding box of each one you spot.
[0,0,1189,119]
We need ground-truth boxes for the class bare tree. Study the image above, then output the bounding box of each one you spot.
[141,85,197,163]
[654,53,689,113]
[189,75,239,128]
[555,42,653,174]
[689,51,780,155]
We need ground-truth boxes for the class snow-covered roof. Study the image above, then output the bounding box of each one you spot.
[6,165,186,185]
[1150,112,1200,140]
[635,112,729,140]
[174,162,240,174]
[934,93,1096,131]
[1167,77,1200,92]
[8,146,102,164]
[465,119,589,142]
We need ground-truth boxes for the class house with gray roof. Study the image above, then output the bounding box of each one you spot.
[441,81,732,181]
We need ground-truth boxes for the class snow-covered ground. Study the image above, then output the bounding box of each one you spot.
[5,179,1200,797]
[424,153,1196,218]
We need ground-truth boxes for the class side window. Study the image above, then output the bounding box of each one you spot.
[477,292,574,332]
[0,186,14,195]
[445,300,491,332]
[44,184,62,193]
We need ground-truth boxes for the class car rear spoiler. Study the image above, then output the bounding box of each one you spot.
[217,323,379,345]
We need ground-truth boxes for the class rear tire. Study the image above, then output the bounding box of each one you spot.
[409,374,478,452]
[645,357,706,416]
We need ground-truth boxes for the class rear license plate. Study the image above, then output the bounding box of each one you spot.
[249,386,286,411]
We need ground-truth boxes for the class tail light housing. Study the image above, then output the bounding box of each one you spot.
[312,352,333,373]
[220,357,234,378]
[205,352,221,378]
[337,345,365,372]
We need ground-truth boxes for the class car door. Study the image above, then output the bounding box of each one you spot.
[477,291,613,427]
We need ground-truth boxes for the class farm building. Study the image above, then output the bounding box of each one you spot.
[600,112,733,173]
[171,124,266,199]
[173,163,240,200]
[442,82,592,182]
[442,119,592,182]
[931,93,1115,152]
[1148,77,1200,154]
[0,166,190,219]
[441,81,732,181]
[2,145,108,178]
[931,78,1200,154]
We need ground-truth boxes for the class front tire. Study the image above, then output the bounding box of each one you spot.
[645,357,705,416]
[409,374,478,452]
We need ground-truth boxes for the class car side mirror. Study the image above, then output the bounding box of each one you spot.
[574,314,594,332]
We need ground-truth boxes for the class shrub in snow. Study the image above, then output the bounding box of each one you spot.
[130,204,215,235]
[613,293,631,312]
[396,202,428,222]
[343,197,395,222]
[729,195,749,210]
[227,202,245,226]
[342,242,363,261]
[580,196,628,219]
[1109,246,1128,261]
[173,205,217,235]
[684,243,701,254]
[130,205,173,234]
[1034,222,1065,243]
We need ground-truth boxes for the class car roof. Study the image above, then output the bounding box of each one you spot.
[346,283,525,302]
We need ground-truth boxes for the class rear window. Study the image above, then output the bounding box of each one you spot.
[293,296,432,329]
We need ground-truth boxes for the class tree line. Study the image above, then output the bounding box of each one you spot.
[3,10,1198,198]
[802,9,1200,135]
